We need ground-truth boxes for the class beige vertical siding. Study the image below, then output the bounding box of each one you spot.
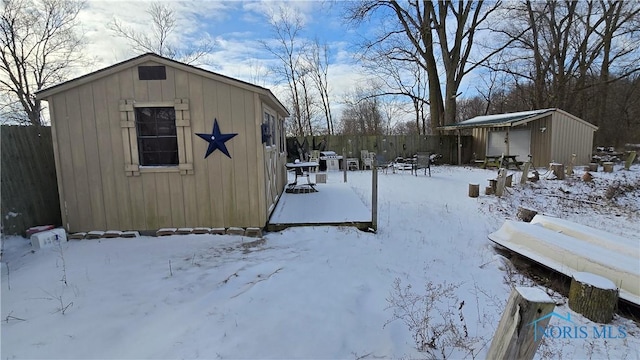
[46,60,283,232]
[550,112,595,166]
[468,112,594,168]
[472,128,488,159]
[254,94,267,223]
[528,116,552,167]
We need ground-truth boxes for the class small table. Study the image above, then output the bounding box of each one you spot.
[346,158,359,171]
[481,155,523,170]
[285,162,320,192]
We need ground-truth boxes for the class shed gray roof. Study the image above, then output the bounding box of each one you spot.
[440,109,556,130]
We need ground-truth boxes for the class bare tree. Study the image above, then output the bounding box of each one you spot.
[0,0,85,126]
[340,86,384,135]
[305,39,334,135]
[347,0,507,133]
[361,48,431,134]
[108,2,214,65]
[261,6,306,136]
[490,1,640,110]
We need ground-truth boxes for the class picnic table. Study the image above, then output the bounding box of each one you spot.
[481,155,523,170]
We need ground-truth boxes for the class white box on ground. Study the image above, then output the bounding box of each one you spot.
[315,173,327,183]
[326,159,340,171]
[31,228,67,250]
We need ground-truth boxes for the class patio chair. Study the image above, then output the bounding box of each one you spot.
[415,152,431,177]
[375,154,392,173]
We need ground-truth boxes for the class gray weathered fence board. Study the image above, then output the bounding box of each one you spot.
[1,126,61,235]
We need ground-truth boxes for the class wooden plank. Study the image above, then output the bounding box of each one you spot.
[203,77,225,227]
[229,86,250,226]
[104,73,132,230]
[486,287,555,360]
[266,221,373,232]
[372,161,378,232]
[147,76,163,102]
[64,87,93,231]
[243,91,259,226]
[162,65,176,101]
[0,126,61,234]
[79,82,107,230]
[142,173,158,229]
[47,101,68,231]
[192,76,212,227]
[51,95,79,231]
[216,82,235,227]
[119,70,146,230]
[175,99,187,168]
[254,94,267,225]
[182,74,203,227]
[168,172,185,228]
[496,168,507,197]
[154,172,172,227]
[133,68,149,101]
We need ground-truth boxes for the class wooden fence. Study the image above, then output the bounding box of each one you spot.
[287,134,473,164]
[1,125,61,235]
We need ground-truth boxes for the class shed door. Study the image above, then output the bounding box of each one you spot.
[487,129,531,161]
[265,147,278,215]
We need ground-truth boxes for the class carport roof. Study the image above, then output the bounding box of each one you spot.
[439,108,556,130]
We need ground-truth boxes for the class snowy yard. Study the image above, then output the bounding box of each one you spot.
[2,165,639,359]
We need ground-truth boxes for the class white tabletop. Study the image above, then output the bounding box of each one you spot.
[286,162,319,168]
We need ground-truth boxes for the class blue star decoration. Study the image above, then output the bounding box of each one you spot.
[196,119,238,159]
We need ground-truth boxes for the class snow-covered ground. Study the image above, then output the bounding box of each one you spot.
[2,165,639,359]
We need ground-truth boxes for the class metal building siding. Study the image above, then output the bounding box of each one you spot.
[529,116,553,167]
[472,127,488,159]
[550,112,595,166]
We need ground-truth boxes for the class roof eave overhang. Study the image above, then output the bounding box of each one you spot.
[438,112,553,131]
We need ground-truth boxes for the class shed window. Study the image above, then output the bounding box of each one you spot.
[135,107,178,166]
[138,66,167,80]
[120,98,195,176]
[279,118,285,153]
[263,112,276,147]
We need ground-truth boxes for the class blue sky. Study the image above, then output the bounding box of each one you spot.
[77,1,490,127]
[79,1,374,119]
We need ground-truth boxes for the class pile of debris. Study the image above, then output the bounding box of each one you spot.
[592,146,624,163]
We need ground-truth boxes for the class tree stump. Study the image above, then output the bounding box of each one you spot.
[581,172,593,182]
[486,287,555,360]
[588,163,598,172]
[485,186,494,195]
[520,162,532,184]
[566,154,576,175]
[568,272,618,323]
[603,162,614,173]
[550,163,565,180]
[495,168,507,196]
[625,151,637,170]
[517,206,538,222]
[488,179,497,192]
[505,174,513,187]
[468,183,479,198]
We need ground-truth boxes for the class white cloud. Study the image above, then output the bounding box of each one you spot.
[68,1,373,124]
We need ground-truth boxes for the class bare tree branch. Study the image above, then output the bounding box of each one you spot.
[0,0,86,126]
[108,2,214,66]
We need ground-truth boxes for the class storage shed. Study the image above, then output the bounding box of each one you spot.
[36,53,289,233]
[440,109,598,167]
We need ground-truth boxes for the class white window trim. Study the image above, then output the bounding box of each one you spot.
[120,99,194,176]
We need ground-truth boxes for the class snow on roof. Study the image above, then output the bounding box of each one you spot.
[441,109,556,129]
